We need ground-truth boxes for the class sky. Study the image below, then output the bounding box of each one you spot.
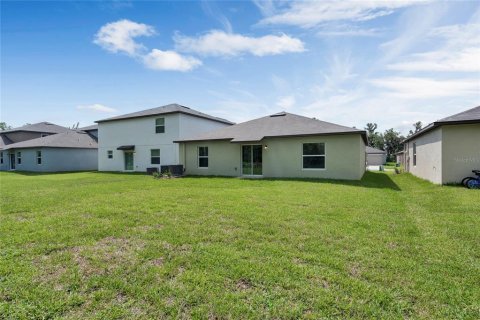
[1,0,479,134]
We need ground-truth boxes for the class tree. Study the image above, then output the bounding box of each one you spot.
[384,128,405,162]
[364,123,384,150]
[408,121,423,136]
[0,122,11,131]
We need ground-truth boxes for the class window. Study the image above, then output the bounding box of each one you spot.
[36,151,42,165]
[0,152,3,164]
[151,149,160,164]
[198,146,208,168]
[302,143,325,169]
[107,150,113,159]
[413,142,417,166]
[17,152,22,165]
[155,118,165,133]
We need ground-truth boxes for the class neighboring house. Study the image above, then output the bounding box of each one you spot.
[0,122,70,171]
[175,112,367,180]
[366,146,387,166]
[1,128,98,172]
[95,104,234,172]
[402,106,480,184]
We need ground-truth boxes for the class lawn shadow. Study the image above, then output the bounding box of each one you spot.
[187,171,401,191]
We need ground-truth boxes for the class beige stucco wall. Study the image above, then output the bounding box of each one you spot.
[441,123,480,184]
[180,134,366,180]
[406,127,443,184]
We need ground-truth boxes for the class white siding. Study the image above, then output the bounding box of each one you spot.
[98,113,231,172]
[406,127,443,184]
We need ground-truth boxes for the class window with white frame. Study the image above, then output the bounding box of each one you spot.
[155,118,165,133]
[413,143,417,166]
[17,151,22,164]
[198,146,208,168]
[107,150,113,159]
[151,149,160,164]
[302,143,325,169]
[37,151,42,165]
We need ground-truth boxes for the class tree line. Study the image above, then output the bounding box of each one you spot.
[365,122,422,162]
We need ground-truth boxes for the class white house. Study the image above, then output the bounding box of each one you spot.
[95,104,233,172]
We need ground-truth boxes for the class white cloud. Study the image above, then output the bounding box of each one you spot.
[369,77,480,99]
[276,95,296,109]
[258,1,427,28]
[387,23,480,72]
[94,19,155,56]
[143,49,202,72]
[174,30,305,57]
[77,104,117,113]
[317,26,382,37]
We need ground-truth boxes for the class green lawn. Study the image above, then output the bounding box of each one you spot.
[1,171,479,319]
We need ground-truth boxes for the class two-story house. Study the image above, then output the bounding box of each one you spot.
[95,104,234,172]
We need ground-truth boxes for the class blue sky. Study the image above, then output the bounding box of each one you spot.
[1,0,479,133]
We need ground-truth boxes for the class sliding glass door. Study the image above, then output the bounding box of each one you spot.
[242,145,262,175]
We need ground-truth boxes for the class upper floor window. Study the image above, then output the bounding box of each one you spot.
[37,151,42,165]
[17,152,22,164]
[155,118,165,133]
[198,146,208,168]
[107,150,113,159]
[151,149,160,164]
[413,143,417,166]
[302,143,325,169]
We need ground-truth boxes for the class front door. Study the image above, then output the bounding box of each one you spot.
[124,152,134,171]
[242,145,262,175]
[9,154,15,170]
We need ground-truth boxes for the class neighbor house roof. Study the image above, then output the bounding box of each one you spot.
[2,130,98,150]
[0,135,13,149]
[404,106,480,142]
[366,146,386,154]
[0,122,69,134]
[96,103,234,125]
[175,112,367,143]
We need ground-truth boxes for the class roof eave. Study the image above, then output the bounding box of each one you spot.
[96,110,234,125]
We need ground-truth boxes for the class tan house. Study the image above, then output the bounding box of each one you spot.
[402,106,480,184]
[175,112,367,180]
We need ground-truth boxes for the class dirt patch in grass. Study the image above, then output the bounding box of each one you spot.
[236,279,253,291]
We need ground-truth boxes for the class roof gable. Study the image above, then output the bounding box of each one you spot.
[95,103,234,125]
[176,112,367,143]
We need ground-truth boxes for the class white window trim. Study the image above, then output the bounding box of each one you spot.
[301,143,326,171]
[17,152,22,165]
[36,151,42,165]
[151,149,161,165]
[198,146,209,169]
[413,142,417,167]
[155,118,165,134]
[107,150,113,159]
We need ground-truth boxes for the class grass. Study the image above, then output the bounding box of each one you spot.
[0,171,479,319]
[384,162,397,169]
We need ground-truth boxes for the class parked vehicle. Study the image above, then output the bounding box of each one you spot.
[462,170,480,189]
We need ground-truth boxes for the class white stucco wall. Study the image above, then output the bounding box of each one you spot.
[3,148,97,172]
[98,113,230,172]
[441,123,480,184]
[406,127,443,184]
[180,134,366,180]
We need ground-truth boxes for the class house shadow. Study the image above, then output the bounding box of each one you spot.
[186,171,401,191]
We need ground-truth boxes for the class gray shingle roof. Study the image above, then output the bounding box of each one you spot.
[0,135,13,148]
[2,130,97,150]
[1,122,69,134]
[366,146,386,154]
[404,106,480,142]
[175,112,367,143]
[96,103,234,125]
